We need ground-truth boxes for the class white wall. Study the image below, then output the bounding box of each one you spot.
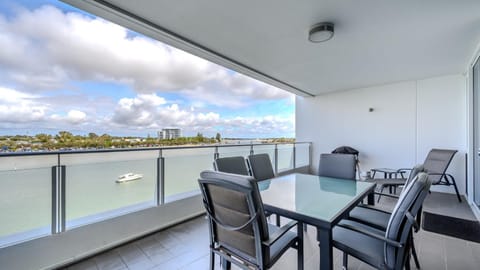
[296,74,467,195]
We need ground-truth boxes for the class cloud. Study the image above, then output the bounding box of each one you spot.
[0,87,47,122]
[0,5,292,107]
[50,110,87,124]
[109,93,293,136]
[0,4,295,137]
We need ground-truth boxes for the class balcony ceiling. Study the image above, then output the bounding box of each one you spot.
[74,0,480,96]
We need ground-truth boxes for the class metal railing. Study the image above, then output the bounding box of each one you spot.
[0,142,311,247]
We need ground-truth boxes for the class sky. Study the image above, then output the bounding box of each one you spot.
[0,0,295,138]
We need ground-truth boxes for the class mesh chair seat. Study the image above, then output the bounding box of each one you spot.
[334,173,432,270]
[348,206,390,230]
[333,220,386,268]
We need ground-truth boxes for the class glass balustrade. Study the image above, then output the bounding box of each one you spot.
[277,144,294,172]
[217,145,252,158]
[0,155,55,247]
[163,147,214,203]
[62,150,158,229]
[0,142,310,247]
[295,143,310,168]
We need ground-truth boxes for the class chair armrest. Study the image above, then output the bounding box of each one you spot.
[336,223,403,248]
[263,220,298,246]
[426,172,449,184]
[355,204,392,215]
[373,192,400,199]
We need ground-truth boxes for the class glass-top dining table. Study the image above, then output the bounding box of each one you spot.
[258,173,376,270]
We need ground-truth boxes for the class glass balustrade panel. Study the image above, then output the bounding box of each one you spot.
[163,147,214,203]
[63,150,157,228]
[295,143,310,168]
[277,144,294,172]
[0,155,55,247]
[217,145,251,158]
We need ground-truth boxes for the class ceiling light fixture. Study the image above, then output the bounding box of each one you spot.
[308,22,334,43]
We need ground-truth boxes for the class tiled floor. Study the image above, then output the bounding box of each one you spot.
[64,192,480,270]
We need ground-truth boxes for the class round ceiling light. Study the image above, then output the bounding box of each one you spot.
[308,22,334,43]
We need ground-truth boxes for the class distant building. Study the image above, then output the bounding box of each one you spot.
[158,128,182,139]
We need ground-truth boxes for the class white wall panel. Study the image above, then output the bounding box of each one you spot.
[297,74,467,195]
[416,75,467,193]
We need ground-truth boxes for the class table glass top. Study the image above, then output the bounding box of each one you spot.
[258,173,374,223]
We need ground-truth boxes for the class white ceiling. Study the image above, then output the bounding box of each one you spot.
[69,0,480,96]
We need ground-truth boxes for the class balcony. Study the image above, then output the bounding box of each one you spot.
[0,142,311,269]
[1,0,480,269]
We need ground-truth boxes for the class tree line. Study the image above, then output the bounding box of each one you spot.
[0,131,220,151]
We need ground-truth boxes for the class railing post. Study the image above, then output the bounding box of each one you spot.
[309,142,313,170]
[250,144,254,156]
[51,154,66,234]
[158,151,165,205]
[51,165,58,234]
[293,143,296,169]
[214,146,219,160]
[60,165,66,232]
[274,144,278,174]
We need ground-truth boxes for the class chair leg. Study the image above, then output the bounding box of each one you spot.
[342,252,348,270]
[377,185,385,202]
[411,240,420,269]
[221,257,231,270]
[297,222,304,270]
[210,251,215,270]
[276,214,281,226]
[405,255,411,270]
[449,176,462,203]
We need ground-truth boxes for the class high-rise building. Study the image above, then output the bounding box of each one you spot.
[157,128,182,139]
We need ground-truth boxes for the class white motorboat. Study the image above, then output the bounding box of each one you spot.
[116,173,143,183]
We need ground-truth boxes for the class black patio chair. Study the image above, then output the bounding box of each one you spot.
[247,153,280,226]
[371,149,460,202]
[333,172,432,270]
[198,170,303,270]
[348,164,424,268]
[247,153,275,181]
[318,153,357,180]
[213,156,250,176]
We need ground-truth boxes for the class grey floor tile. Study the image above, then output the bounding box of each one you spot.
[115,244,155,270]
[66,259,98,270]
[93,250,127,270]
[66,192,480,270]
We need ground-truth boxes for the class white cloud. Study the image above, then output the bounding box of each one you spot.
[109,93,293,136]
[0,5,292,105]
[66,110,87,124]
[0,87,47,122]
[0,5,295,137]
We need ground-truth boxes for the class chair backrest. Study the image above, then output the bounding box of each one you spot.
[247,153,275,181]
[198,170,269,264]
[384,172,432,269]
[422,149,457,184]
[318,153,356,180]
[403,164,424,189]
[214,156,250,176]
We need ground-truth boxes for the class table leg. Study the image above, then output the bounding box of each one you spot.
[317,227,333,270]
[367,192,375,205]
